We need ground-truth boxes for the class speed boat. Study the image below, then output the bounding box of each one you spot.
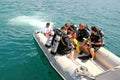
[33,30,120,80]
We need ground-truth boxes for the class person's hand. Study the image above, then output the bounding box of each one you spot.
[89,42,94,46]
[88,36,91,40]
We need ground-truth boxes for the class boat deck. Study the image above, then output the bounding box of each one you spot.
[74,58,105,76]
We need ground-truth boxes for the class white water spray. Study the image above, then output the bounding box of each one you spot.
[8,16,53,32]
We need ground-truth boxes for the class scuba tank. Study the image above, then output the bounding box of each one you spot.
[51,29,62,55]
[45,31,55,48]
[51,35,61,55]
[98,29,105,46]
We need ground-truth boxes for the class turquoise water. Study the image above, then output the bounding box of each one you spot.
[0,0,120,80]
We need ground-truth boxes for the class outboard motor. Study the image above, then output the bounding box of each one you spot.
[45,31,55,48]
[51,29,62,55]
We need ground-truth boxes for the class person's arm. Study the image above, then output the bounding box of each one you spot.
[90,42,102,45]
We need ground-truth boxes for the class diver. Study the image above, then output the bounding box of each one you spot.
[76,23,90,54]
[82,26,104,59]
[56,31,75,60]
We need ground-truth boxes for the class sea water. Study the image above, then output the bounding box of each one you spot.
[0,0,120,80]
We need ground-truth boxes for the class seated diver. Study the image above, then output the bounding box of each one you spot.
[76,23,90,54]
[56,30,75,60]
[81,26,104,60]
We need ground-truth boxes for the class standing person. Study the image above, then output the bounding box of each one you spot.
[82,26,103,59]
[44,22,53,38]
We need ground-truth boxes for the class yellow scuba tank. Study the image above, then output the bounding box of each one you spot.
[45,31,54,48]
[73,39,80,54]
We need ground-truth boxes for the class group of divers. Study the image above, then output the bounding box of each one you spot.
[44,22,104,61]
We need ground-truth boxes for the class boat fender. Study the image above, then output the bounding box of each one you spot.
[51,34,61,55]
[45,31,55,48]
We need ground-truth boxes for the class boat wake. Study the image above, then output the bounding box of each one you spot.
[8,16,53,32]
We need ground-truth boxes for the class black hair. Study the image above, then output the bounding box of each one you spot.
[46,22,50,25]
[91,26,98,32]
[67,30,73,35]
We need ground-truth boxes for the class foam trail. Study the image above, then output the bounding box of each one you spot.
[8,16,53,32]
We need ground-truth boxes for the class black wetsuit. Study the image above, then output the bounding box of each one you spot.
[57,34,73,55]
[90,33,102,50]
[77,29,89,42]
